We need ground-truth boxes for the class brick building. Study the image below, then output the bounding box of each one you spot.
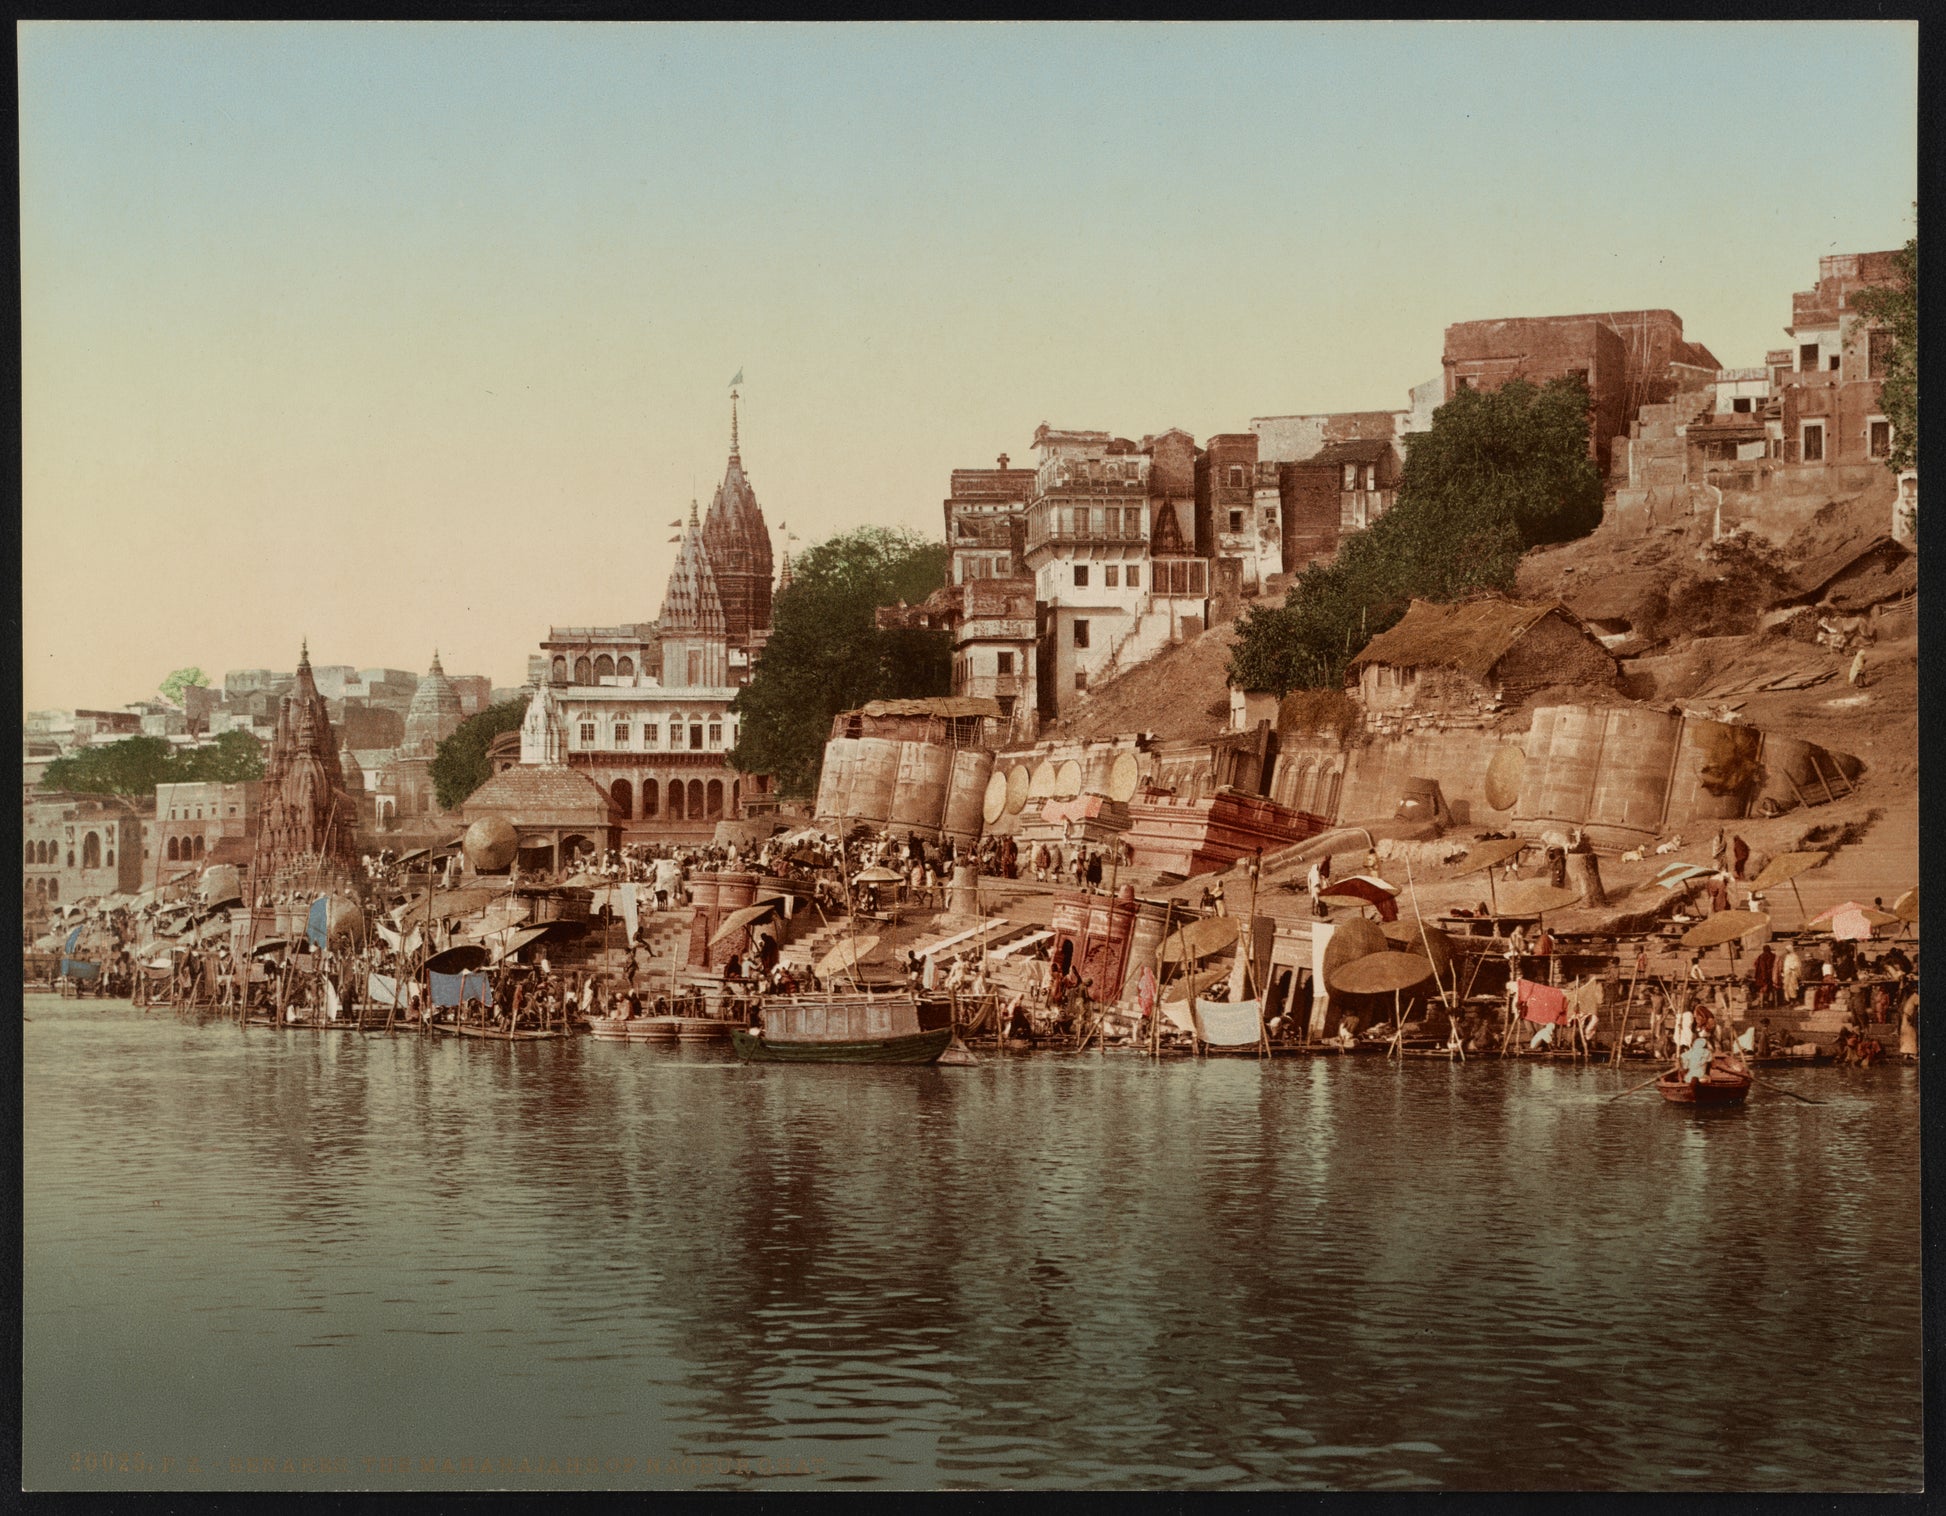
[1777,250,1904,467]
[1198,433,1280,593]
[153,780,260,889]
[1442,309,1719,473]
[1277,438,1402,570]
[945,455,1037,586]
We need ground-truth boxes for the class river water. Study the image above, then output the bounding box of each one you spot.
[23,994,1921,1492]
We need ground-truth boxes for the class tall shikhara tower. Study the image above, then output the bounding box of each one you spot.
[250,642,359,898]
[700,391,774,656]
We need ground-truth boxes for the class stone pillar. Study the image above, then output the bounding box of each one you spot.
[945,863,980,919]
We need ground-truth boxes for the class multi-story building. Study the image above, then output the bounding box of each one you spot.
[1199,433,1280,593]
[492,404,777,842]
[152,780,259,888]
[375,652,466,825]
[945,455,1038,586]
[949,578,1038,743]
[23,794,146,927]
[1023,425,1217,725]
[1777,250,1904,468]
[1441,309,1719,473]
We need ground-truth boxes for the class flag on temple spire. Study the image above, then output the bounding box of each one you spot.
[729,368,743,387]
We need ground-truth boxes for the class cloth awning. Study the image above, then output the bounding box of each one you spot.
[487,926,551,964]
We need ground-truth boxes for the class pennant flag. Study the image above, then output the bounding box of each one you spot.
[64,924,84,956]
[729,368,743,387]
[669,519,683,528]
[307,896,329,950]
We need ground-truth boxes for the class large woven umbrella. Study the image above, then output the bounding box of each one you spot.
[1893,888,1918,924]
[1498,880,1583,920]
[1329,950,1436,1053]
[1749,850,1827,925]
[1158,914,1240,965]
[1456,837,1528,913]
[1320,874,1400,922]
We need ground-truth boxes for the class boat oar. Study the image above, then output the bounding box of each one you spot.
[1742,1066,1823,1105]
[1609,1066,1675,1100]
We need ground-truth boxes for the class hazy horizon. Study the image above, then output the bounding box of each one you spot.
[21,21,1917,712]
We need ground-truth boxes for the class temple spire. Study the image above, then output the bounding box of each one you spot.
[730,390,740,461]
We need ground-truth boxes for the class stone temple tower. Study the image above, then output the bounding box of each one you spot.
[700,391,774,657]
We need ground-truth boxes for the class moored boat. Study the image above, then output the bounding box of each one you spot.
[1656,1068,1754,1106]
[730,991,954,1065]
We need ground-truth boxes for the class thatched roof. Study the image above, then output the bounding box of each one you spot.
[1346,596,1590,681]
[1560,569,1665,625]
[1789,535,1914,610]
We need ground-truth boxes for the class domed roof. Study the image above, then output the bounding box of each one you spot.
[403,650,464,757]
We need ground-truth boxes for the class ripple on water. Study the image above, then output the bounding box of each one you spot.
[20,996,1923,1492]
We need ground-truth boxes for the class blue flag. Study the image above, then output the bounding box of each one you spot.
[63,924,83,956]
[729,368,743,387]
[307,896,329,950]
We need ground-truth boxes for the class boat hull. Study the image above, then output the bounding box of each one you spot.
[730,1027,954,1065]
[1657,1071,1753,1106]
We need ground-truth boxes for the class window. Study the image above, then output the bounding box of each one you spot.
[1073,565,1089,588]
[998,695,1016,719]
[1869,330,1895,379]
[644,722,660,748]
[574,656,592,684]
[594,654,615,680]
[1732,396,1752,414]
[579,722,596,745]
[613,724,630,747]
[1074,670,1088,691]
[1869,420,1892,460]
[1828,354,1841,372]
[1343,463,1359,491]
[690,724,705,751]
[1228,466,1244,488]
[997,652,1014,676]
[1072,619,1091,648]
[1264,509,1277,527]
[1799,343,1819,372]
[1801,423,1825,463]
[551,656,567,683]
[707,722,722,748]
[1228,510,1243,531]
[1125,565,1140,589]
[1364,465,1377,490]
[617,657,635,680]
[1104,565,1119,588]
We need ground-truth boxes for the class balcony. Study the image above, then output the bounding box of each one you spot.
[1024,502,1149,556]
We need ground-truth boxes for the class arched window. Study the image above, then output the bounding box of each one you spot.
[594,654,615,680]
[48,879,58,900]
[641,780,658,817]
[610,779,632,819]
[668,782,684,820]
[574,656,593,685]
[706,779,723,818]
[166,837,180,861]
[193,835,205,857]
[551,656,568,684]
[688,779,705,819]
[37,841,48,863]
[22,840,30,866]
[616,657,635,680]
[81,832,100,869]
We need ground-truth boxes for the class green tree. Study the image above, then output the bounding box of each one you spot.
[41,736,179,800]
[158,666,209,705]
[431,699,530,811]
[1850,230,1917,474]
[1229,376,1602,696]
[171,730,266,783]
[731,527,952,797]
[40,730,266,802]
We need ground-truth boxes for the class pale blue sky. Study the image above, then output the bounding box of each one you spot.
[21,22,1917,709]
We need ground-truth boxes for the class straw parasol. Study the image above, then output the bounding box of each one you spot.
[1748,850,1827,925]
[1328,950,1435,996]
[815,934,880,980]
[1497,880,1583,919]
[1455,837,1528,913]
[1893,888,1918,924]
[1158,914,1240,965]
[1160,966,1229,1003]
[1320,874,1401,921]
[852,866,905,885]
[1681,910,1771,950]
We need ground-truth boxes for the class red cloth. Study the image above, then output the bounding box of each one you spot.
[1517,978,1568,1024]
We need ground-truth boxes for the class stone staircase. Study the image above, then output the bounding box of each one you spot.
[1091,602,1184,688]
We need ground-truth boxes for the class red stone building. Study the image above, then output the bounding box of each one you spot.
[1777,250,1904,467]
[1442,309,1719,473]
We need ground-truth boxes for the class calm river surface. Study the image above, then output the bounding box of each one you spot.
[23,994,1922,1492]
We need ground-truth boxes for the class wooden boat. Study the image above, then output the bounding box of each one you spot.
[1656,1068,1754,1106]
[731,991,953,1065]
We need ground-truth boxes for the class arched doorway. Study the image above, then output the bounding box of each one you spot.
[166,837,180,861]
[193,835,206,857]
[610,779,632,820]
[687,780,705,820]
[560,835,595,869]
[574,655,592,684]
[616,657,635,679]
[668,783,684,820]
[517,837,555,874]
[81,832,100,869]
[706,779,723,818]
[641,779,658,818]
[551,655,568,684]
[594,654,615,680]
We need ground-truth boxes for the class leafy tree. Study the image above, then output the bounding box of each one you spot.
[1229,376,1602,696]
[170,730,266,783]
[431,699,530,811]
[732,527,952,797]
[1850,230,1917,474]
[40,730,266,803]
[158,666,210,705]
[41,736,179,800]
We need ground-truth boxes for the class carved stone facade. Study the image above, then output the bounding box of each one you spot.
[249,644,359,898]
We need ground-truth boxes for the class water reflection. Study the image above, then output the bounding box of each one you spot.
[23,998,1920,1492]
